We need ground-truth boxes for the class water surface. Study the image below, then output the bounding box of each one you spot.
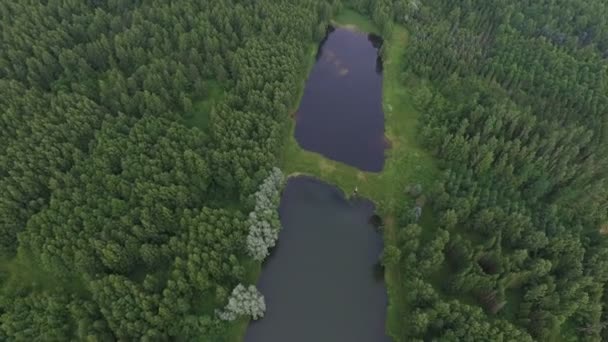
[295,27,386,172]
[245,176,390,342]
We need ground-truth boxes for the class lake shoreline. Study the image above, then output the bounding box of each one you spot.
[245,22,391,341]
[293,26,386,171]
[233,7,438,342]
[244,175,390,342]
[278,8,439,341]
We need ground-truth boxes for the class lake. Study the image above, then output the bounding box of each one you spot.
[294,27,387,172]
[244,176,390,342]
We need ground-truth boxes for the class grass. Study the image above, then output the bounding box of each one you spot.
[281,22,436,203]
[0,251,89,298]
[226,9,438,341]
[279,11,438,341]
[332,8,380,35]
[182,80,223,131]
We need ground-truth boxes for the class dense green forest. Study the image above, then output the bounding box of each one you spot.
[3,0,608,341]
[0,0,338,340]
[351,0,608,340]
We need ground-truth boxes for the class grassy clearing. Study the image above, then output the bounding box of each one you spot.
[280,11,438,340]
[332,8,380,35]
[182,80,223,131]
[0,251,90,299]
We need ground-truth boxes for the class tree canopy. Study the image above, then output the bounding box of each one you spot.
[0,0,341,339]
[360,0,608,340]
[3,0,608,340]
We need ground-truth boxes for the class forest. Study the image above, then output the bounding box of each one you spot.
[2,0,608,341]
[360,0,608,340]
[0,0,338,340]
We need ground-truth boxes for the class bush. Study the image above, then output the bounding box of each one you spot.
[246,167,285,261]
[216,284,266,321]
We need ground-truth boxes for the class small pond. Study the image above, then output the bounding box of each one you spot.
[244,176,390,342]
[294,27,387,172]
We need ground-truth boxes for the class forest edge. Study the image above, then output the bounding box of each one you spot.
[230,8,438,341]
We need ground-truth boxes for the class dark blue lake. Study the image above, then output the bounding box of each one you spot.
[244,176,390,342]
[294,27,387,172]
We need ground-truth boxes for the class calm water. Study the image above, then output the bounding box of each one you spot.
[245,176,390,342]
[295,27,387,172]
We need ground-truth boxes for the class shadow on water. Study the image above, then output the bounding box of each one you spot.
[315,26,336,61]
[245,176,390,342]
[376,55,384,74]
[369,214,384,229]
[368,33,384,49]
[374,261,386,282]
[368,33,384,74]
